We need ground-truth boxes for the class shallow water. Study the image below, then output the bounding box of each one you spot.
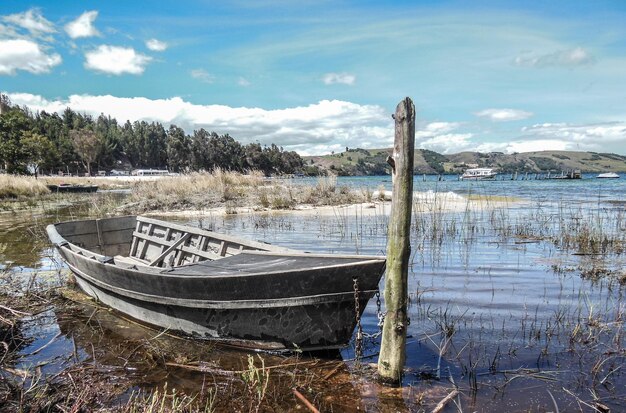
[1,183,625,411]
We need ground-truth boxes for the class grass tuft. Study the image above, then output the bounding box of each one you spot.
[0,174,50,199]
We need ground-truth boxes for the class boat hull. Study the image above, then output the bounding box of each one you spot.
[71,270,371,350]
[49,216,385,351]
[47,184,99,193]
[596,173,620,179]
[460,175,496,181]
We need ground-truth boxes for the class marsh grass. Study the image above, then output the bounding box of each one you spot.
[122,384,216,413]
[0,174,49,199]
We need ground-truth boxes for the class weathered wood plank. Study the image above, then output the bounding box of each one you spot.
[148,233,191,267]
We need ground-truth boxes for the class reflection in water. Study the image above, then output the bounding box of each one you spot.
[1,194,625,411]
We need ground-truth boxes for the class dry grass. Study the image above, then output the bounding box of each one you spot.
[0,174,50,199]
[121,170,366,214]
[130,169,265,207]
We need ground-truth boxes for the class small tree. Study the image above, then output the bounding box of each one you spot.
[70,129,102,176]
[21,131,57,177]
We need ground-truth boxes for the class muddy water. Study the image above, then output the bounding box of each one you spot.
[1,196,625,412]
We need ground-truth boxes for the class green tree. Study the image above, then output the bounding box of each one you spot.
[244,143,271,174]
[21,131,57,177]
[146,122,167,167]
[95,114,121,170]
[0,107,31,173]
[166,125,190,172]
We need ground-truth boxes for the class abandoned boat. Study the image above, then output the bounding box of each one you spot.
[47,216,386,351]
[47,183,99,193]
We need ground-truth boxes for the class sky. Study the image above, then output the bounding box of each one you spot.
[1,0,626,156]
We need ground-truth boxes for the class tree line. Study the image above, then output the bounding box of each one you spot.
[0,94,304,176]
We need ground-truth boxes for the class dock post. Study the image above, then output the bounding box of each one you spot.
[378,97,415,385]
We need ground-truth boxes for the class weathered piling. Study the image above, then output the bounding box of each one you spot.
[377,97,415,385]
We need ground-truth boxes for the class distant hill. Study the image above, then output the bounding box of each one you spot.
[303,149,626,176]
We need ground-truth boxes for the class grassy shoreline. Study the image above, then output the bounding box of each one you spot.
[1,171,517,214]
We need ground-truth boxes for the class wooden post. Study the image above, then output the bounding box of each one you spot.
[377,97,415,385]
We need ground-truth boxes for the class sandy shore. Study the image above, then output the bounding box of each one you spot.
[148,190,519,218]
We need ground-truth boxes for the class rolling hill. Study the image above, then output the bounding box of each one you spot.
[303,149,626,176]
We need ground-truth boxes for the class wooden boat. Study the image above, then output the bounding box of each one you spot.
[47,183,99,193]
[47,216,386,351]
[460,168,497,180]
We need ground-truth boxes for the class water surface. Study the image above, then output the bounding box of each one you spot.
[1,179,624,411]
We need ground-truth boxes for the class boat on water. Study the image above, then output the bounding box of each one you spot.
[596,172,620,179]
[47,216,386,351]
[47,183,99,193]
[460,168,497,180]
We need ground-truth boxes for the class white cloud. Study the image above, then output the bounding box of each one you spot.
[520,122,626,144]
[65,11,99,39]
[419,133,475,154]
[238,77,251,87]
[514,47,594,68]
[0,39,61,75]
[478,123,626,154]
[504,139,571,153]
[3,8,55,35]
[191,69,215,83]
[84,45,152,75]
[146,38,167,51]
[0,23,19,38]
[322,72,356,85]
[6,93,392,155]
[414,122,475,154]
[475,108,533,122]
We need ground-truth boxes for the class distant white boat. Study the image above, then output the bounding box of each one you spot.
[461,168,497,180]
[596,172,620,179]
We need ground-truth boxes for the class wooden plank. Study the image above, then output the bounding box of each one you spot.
[197,236,209,262]
[56,216,136,238]
[97,216,137,232]
[114,255,150,266]
[137,223,155,260]
[179,245,220,260]
[129,219,142,257]
[95,219,104,250]
[218,241,228,257]
[149,233,191,267]
[63,233,100,248]
[101,228,134,246]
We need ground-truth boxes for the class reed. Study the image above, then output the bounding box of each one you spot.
[0,174,49,199]
[122,384,216,413]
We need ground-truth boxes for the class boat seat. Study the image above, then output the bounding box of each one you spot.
[114,255,150,267]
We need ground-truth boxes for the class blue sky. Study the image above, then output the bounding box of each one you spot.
[2,0,626,155]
